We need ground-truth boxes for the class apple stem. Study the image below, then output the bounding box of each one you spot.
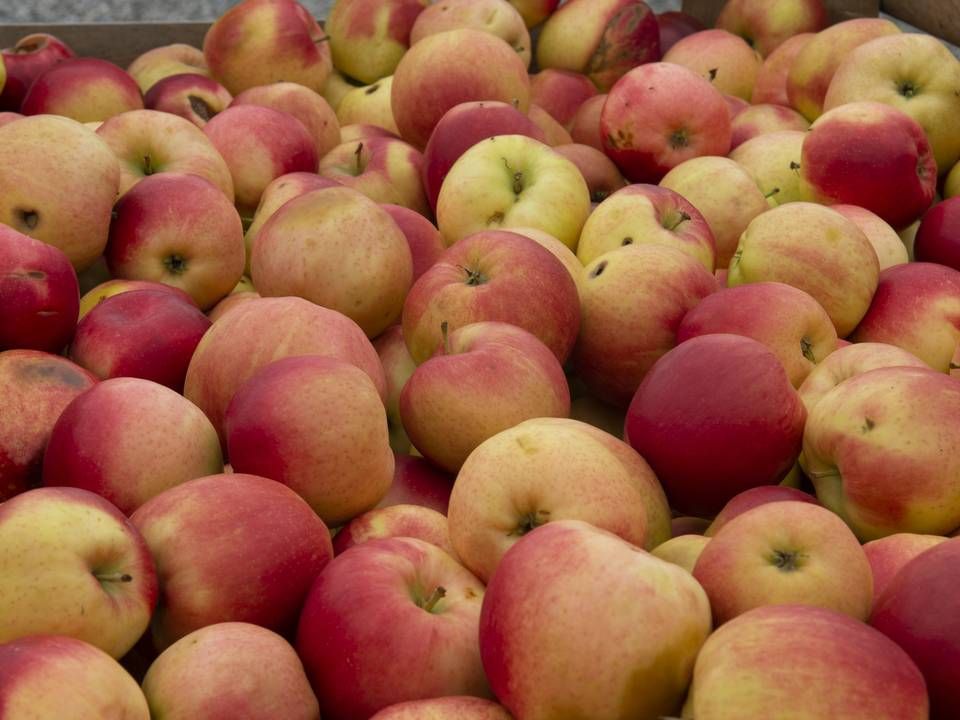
[664,211,690,232]
[95,572,133,583]
[143,154,154,176]
[441,320,451,355]
[420,586,446,612]
[354,142,364,175]
[765,187,781,200]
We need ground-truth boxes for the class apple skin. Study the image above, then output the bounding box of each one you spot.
[0,350,97,501]
[69,289,212,393]
[224,356,394,527]
[716,0,826,57]
[850,262,960,373]
[251,187,413,338]
[693,501,873,623]
[727,202,880,338]
[657,11,706,54]
[411,0,530,68]
[526,103,572,146]
[143,72,232,127]
[448,417,671,582]
[184,296,386,442]
[42,377,223,515]
[686,604,929,720]
[296,537,489,720]
[871,538,960,720]
[947,161,960,199]
[126,43,208,93]
[626,334,807,517]
[0,224,79,353]
[662,29,763,102]
[602,62,732,183]
[552,142,626,203]
[651,534,711,574]
[506,226,583,288]
[336,76,400,135]
[327,0,427,84]
[141,622,319,720]
[0,636,150,719]
[378,453,452,513]
[529,69,596,128]
[479,520,711,720]
[131,473,333,651]
[420,100,545,213]
[106,172,245,310]
[802,366,960,541]
[332,504,453,555]
[391,29,531,148]
[382,204,445,281]
[833,203,909,270]
[728,129,809,207]
[574,244,719,407]
[751,32,814,105]
[508,0,559,28]
[569,93,606,150]
[864,533,948,609]
[705,485,819,536]
[79,279,195,321]
[730,102,808,149]
[374,324,416,453]
[207,290,259,323]
[915,197,960,272]
[677,281,837,388]
[400,321,570,473]
[370,697,511,720]
[0,115,119,271]
[401,230,581,364]
[0,111,21,127]
[0,33,74,111]
[0,486,157,657]
[322,68,359,111]
[202,0,332,95]
[536,0,660,92]
[21,57,143,122]
[203,104,319,215]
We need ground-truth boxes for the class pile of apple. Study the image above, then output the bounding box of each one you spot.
[3,0,960,717]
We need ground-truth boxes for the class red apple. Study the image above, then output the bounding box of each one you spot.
[78,279,195,321]
[569,93,606,150]
[333,504,453,555]
[662,29,763,101]
[915,197,960,272]
[370,697,511,720]
[126,43,208,94]
[529,69,596,128]
[526,103,573,146]
[21,57,143,122]
[833,203,910,270]
[864,533,948,609]
[377,453,453,513]
[0,33,74,111]
[410,0,530,68]
[706,485,818,536]
[381,204,445,281]
[730,103,808,149]
[552,142,626,203]
[751,32,814,105]
[716,0,827,57]
[143,73,232,127]
[327,0,427,84]
[657,11,706,54]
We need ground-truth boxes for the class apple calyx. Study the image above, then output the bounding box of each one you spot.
[418,585,447,613]
[897,80,920,99]
[510,509,551,537]
[188,95,216,122]
[662,210,691,232]
[163,253,189,275]
[769,548,805,572]
[669,128,690,150]
[15,208,39,231]
[800,337,815,363]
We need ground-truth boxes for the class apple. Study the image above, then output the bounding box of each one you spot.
[401,230,581,364]
[411,0,530,67]
[831,203,909,271]
[915,197,960,272]
[0,111,21,127]
[730,103,808,149]
[728,129,808,207]
[651,534,711,573]
[69,289,212,393]
[225,355,394,527]
[686,604,929,720]
[0,33,74,111]
[382,204,446,281]
[0,486,157,657]
[0,636,150,719]
[802,366,960,540]
[823,32,960,174]
[0,115,119,270]
[400,321,570,472]
[131,473,333,650]
[705,485,819,536]
[480,520,711,720]
[202,0,332,95]
[333,504,453,555]
[78,279,195,321]
[529,69,596,128]
[552,142,626,203]
[336,76,400,135]
[391,29,530,148]
[321,67,358,110]
[448,417,671,582]
[436,134,590,249]
[508,0,559,28]
[568,93,605,150]
[536,0,660,91]
[505,226,583,287]
[0,350,96,501]
[574,244,718,406]
[657,11,706,54]
[370,697,512,720]
[677,282,837,388]
[126,43,208,93]
[378,453,453,513]
[864,533,948,608]
[141,623,318,720]
[947,161,960,199]
[207,290,259,322]
[526,103,572,146]
[626,334,807,517]
[373,325,415,453]
[21,57,143,122]
[143,72,232,127]
[751,32,814,105]
[602,62,732,184]
[184,296,386,442]
[662,29,762,101]
[296,537,489,718]
[420,100,544,213]
[716,0,826,57]
[327,0,427,84]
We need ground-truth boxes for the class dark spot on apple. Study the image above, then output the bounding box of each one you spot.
[591,190,610,203]
[862,417,875,433]
[590,260,608,278]
[15,208,39,230]
[621,236,634,246]
[708,68,718,82]
[486,210,505,226]
[365,83,380,95]
[790,161,801,173]
[188,95,215,122]
[16,360,88,389]
[801,337,815,363]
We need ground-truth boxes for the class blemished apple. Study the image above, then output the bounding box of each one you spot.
[705,485,819,536]
[336,76,400,135]
[143,72,232,127]
[480,520,711,720]
[378,453,453,513]
[370,697,512,720]
[333,504,453,555]
[626,334,806,517]
[78,278,194,321]
[863,533,948,608]
[526,103,572,146]
[184,296,386,442]
[552,143,626,203]
[411,0,530,67]
[833,203,909,270]
[716,0,826,57]
[870,538,960,719]
[0,115,119,270]
[657,11,706,54]
[373,324,415,453]
[0,486,157,658]
[574,244,718,406]
[435,134,590,249]
[915,197,960,272]
[21,57,143,122]
[251,186,413,338]
[296,537,489,719]
[131,473,334,650]
[693,500,873,623]
[0,224,79,353]
[447,417,671,582]
[602,62,732,183]
[0,33,74,111]
[142,622,319,720]
[224,356,394,527]
[529,69,596,128]
[730,103,809,149]
[391,29,531,148]
[400,321,570,473]
[751,32,814,105]
[327,0,427,84]
[662,29,762,101]
[728,129,809,207]
[508,0,559,28]
[382,204,446,281]
[126,43,207,93]
[106,172,245,310]
[0,636,150,719]
[677,282,838,388]
[0,350,96,501]
[401,230,581,364]
[651,534,711,573]
[202,0,332,95]
[686,604,929,720]
[802,366,960,540]
[536,0,660,91]
[42,377,223,515]
[569,93,605,150]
